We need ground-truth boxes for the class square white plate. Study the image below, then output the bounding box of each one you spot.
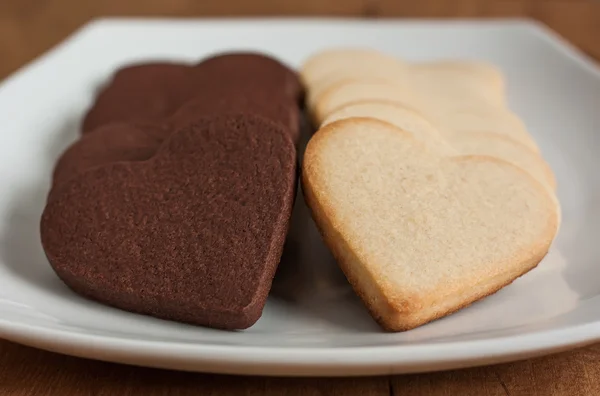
[1,17,599,377]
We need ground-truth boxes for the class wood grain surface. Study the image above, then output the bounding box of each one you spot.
[1,0,600,395]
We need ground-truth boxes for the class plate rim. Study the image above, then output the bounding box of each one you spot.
[1,316,599,376]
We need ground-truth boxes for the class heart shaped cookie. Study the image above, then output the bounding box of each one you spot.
[82,52,303,133]
[300,48,407,88]
[52,121,167,191]
[42,114,297,329]
[409,60,506,107]
[302,118,558,331]
[169,92,300,143]
[195,52,303,102]
[82,62,195,133]
[320,101,554,191]
[312,80,418,125]
[321,101,455,155]
[300,48,409,111]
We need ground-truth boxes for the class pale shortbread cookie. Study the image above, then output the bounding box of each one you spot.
[300,48,407,88]
[416,86,505,114]
[305,59,409,111]
[302,118,559,331]
[313,80,420,125]
[431,107,540,153]
[409,60,506,105]
[321,101,455,156]
[447,131,556,191]
[321,101,554,191]
[311,79,526,150]
[413,60,504,84]
[307,74,405,117]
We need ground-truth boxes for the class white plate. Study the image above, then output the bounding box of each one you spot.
[1,18,600,377]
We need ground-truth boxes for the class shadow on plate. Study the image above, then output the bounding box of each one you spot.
[270,112,378,331]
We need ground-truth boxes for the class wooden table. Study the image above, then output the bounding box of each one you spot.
[1,1,600,395]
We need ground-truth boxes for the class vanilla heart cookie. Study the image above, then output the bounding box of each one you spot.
[409,60,506,106]
[446,131,556,191]
[302,118,558,331]
[41,114,297,330]
[300,48,407,88]
[301,48,408,112]
[413,60,505,90]
[320,101,554,191]
[431,106,540,152]
[313,80,418,126]
[321,101,455,155]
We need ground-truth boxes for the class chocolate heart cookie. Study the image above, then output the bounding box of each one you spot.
[169,93,300,143]
[81,53,304,134]
[52,121,168,190]
[41,114,297,329]
[82,62,195,133]
[194,52,303,102]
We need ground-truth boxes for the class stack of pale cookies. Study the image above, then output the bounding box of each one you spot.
[300,48,560,331]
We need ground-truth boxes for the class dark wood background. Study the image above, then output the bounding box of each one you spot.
[2,0,600,80]
[1,0,600,394]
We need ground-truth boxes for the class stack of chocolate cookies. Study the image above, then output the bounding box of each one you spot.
[41,52,304,330]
